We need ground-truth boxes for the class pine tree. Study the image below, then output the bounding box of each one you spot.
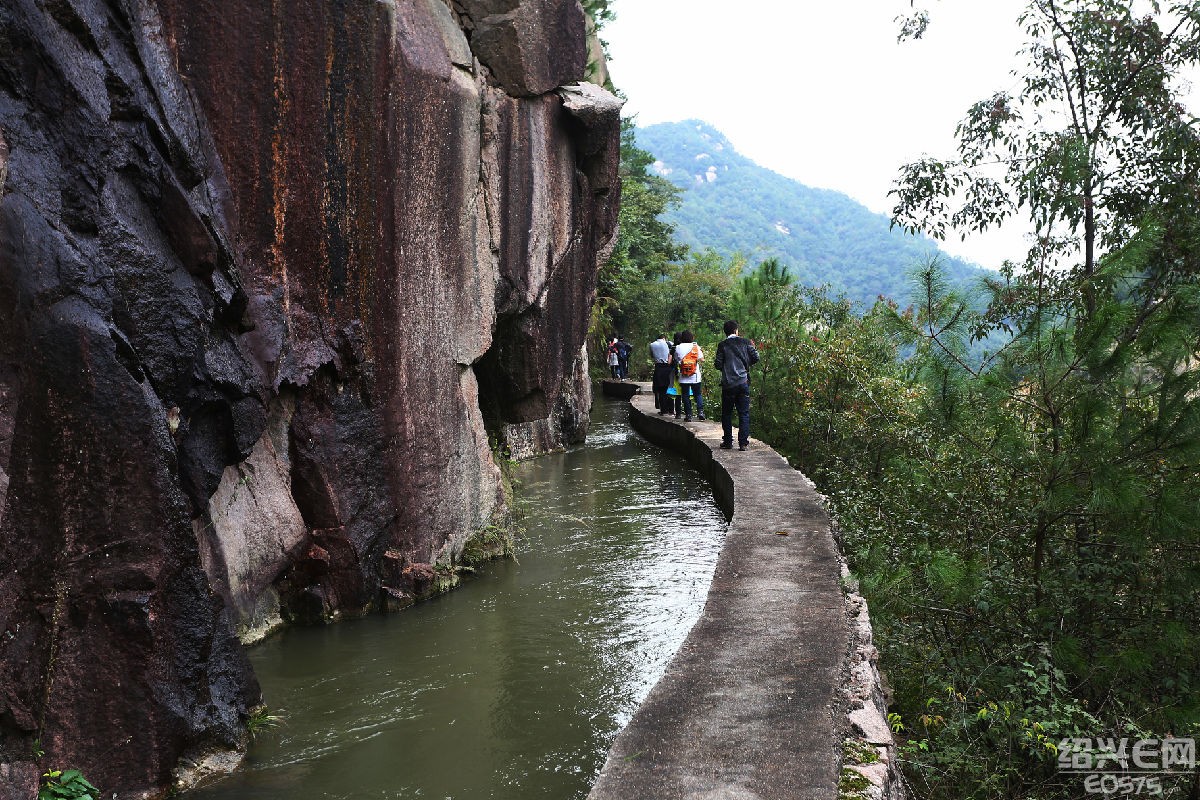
[884,2,1200,795]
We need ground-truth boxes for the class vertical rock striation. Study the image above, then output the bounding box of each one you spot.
[0,0,619,796]
[0,1,263,795]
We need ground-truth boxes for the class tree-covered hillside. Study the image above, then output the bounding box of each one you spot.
[635,120,988,305]
[600,3,1200,799]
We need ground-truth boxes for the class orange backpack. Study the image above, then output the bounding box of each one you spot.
[680,344,700,377]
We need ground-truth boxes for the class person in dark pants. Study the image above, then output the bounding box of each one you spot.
[670,331,685,418]
[714,320,760,451]
[616,337,633,379]
[607,337,620,378]
[649,333,674,413]
[674,330,706,421]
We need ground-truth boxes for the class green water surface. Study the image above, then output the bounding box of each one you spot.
[187,397,726,799]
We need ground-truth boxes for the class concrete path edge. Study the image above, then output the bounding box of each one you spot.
[586,387,907,800]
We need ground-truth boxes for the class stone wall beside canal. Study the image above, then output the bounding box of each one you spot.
[589,385,906,800]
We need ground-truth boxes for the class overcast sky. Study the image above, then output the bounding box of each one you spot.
[604,0,1031,268]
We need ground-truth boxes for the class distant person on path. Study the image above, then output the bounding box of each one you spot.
[674,330,706,422]
[714,320,759,451]
[616,336,633,379]
[607,337,620,379]
[649,333,674,413]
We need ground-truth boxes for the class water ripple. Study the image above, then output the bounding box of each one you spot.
[187,399,726,800]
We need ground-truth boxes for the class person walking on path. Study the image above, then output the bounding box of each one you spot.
[714,320,759,451]
[669,331,685,418]
[616,336,633,380]
[674,330,706,422]
[607,337,620,379]
[649,333,674,413]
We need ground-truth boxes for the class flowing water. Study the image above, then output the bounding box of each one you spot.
[187,397,727,800]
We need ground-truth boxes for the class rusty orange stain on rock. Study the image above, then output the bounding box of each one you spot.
[270,0,291,321]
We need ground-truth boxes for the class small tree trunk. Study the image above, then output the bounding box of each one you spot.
[1034,509,1048,608]
[1083,177,1097,321]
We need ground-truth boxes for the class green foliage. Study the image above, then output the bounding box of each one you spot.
[246,706,284,740]
[39,770,97,800]
[594,120,745,372]
[839,740,880,799]
[893,658,1102,797]
[844,738,881,765]
[896,8,931,42]
[622,248,740,346]
[580,0,615,88]
[460,524,515,567]
[838,766,872,798]
[726,254,1200,797]
[892,0,1200,283]
[727,257,795,331]
[580,0,614,29]
[597,6,1200,798]
[592,118,690,366]
[607,120,688,283]
[868,5,1200,794]
[633,120,988,305]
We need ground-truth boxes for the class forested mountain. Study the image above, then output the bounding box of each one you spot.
[635,120,988,305]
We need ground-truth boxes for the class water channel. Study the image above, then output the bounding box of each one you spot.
[188,397,728,799]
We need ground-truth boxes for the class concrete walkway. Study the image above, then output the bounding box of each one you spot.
[599,378,641,400]
[588,388,850,800]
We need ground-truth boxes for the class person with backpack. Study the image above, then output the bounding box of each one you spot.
[616,336,633,379]
[669,331,685,418]
[674,330,705,422]
[714,320,760,451]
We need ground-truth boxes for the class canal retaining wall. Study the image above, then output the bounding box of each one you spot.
[599,378,642,400]
[588,389,905,800]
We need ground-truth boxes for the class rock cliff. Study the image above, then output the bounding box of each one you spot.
[0,0,619,796]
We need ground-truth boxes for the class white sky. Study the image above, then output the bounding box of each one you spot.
[604,0,1031,268]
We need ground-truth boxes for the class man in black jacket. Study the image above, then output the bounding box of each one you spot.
[714,320,760,451]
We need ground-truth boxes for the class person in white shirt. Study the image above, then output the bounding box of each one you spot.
[649,333,674,413]
[673,330,706,422]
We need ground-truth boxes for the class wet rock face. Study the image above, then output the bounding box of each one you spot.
[154,0,620,616]
[478,82,620,440]
[0,0,618,794]
[0,0,260,794]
